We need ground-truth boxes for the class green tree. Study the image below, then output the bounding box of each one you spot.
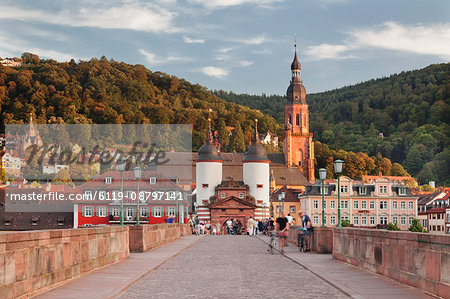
[408,218,424,232]
[217,120,229,149]
[227,122,245,153]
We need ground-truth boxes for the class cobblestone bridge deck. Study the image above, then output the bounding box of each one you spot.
[38,235,433,299]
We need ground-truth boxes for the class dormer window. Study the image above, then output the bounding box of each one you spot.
[320,187,328,195]
[105,176,113,184]
[150,177,156,185]
[340,185,348,193]
[398,187,406,196]
[359,187,367,195]
[379,186,387,194]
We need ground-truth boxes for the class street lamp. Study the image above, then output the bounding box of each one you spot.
[334,160,343,227]
[319,168,327,227]
[278,191,285,217]
[117,158,126,226]
[134,166,142,225]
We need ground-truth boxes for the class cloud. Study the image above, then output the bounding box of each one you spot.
[238,60,253,67]
[305,22,450,61]
[202,66,228,78]
[0,3,178,33]
[304,43,357,61]
[139,49,189,66]
[188,0,282,9]
[183,36,205,44]
[234,34,269,45]
[0,31,77,61]
[350,22,450,59]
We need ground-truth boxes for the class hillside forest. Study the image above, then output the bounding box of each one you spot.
[0,53,448,185]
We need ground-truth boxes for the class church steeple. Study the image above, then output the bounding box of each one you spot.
[291,43,301,82]
[283,43,315,183]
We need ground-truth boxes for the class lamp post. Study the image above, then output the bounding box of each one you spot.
[117,158,126,226]
[319,168,327,227]
[134,166,141,225]
[281,191,285,215]
[334,160,343,227]
[278,194,281,218]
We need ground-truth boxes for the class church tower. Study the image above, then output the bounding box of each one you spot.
[283,44,315,182]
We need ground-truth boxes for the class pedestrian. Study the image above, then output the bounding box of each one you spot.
[258,220,264,235]
[276,211,289,253]
[232,219,238,235]
[216,223,221,235]
[212,224,217,235]
[299,211,312,251]
[205,220,211,235]
[247,216,256,236]
[226,219,233,235]
[286,213,294,225]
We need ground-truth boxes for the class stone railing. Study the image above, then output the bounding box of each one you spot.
[129,223,192,253]
[287,225,333,253]
[0,226,129,299]
[333,228,450,298]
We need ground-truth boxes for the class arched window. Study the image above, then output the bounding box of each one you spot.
[296,114,300,126]
[298,149,303,166]
[288,114,292,125]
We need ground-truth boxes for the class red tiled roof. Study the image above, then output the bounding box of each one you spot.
[427,207,446,213]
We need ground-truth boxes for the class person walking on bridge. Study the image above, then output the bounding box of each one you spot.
[247,216,256,236]
[276,211,289,253]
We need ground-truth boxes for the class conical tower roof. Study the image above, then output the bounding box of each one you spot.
[243,119,269,163]
[196,118,222,162]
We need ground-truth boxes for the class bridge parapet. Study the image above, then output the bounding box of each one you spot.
[333,228,450,298]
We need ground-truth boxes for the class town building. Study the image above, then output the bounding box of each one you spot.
[301,176,418,230]
[270,186,302,224]
[260,131,278,148]
[74,170,188,227]
[0,58,22,67]
[417,187,450,232]
[1,150,22,177]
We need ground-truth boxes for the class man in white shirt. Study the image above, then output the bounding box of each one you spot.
[286,213,294,225]
[226,219,233,235]
[247,217,256,236]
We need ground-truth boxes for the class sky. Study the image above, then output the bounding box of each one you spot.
[0,0,449,95]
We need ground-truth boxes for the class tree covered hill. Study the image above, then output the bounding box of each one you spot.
[0,55,282,152]
[215,63,450,185]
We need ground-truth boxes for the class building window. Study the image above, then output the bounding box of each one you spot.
[340,185,348,193]
[369,201,375,209]
[290,206,295,213]
[398,187,406,195]
[153,207,162,217]
[239,193,244,199]
[353,216,359,225]
[276,205,280,212]
[361,201,367,209]
[111,206,120,217]
[221,193,226,199]
[379,186,388,194]
[296,114,300,126]
[370,216,375,225]
[408,202,414,210]
[84,190,93,200]
[361,216,367,225]
[380,201,387,209]
[313,200,319,209]
[393,201,398,210]
[83,206,93,217]
[150,177,156,184]
[393,216,398,224]
[408,217,413,225]
[202,184,208,188]
[320,187,329,194]
[140,207,149,217]
[257,184,263,188]
[359,187,367,195]
[330,200,336,209]
[400,201,406,210]
[97,206,107,217]
[222,208,226,212]
[313,215,319,225]
[126,207,134,218]
[353,201,359,209]
[342,200,348,209]
[105,177,113,184]
[380,216,388,225]
[167,206,176,216]
[401,216,406,226]
[342,216,349,221]
[330,216,336,225]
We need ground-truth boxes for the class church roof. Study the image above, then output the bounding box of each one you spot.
[291,47,301,70]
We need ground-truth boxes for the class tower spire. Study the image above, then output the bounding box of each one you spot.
[253,119,260,144]
[206,117,214,143]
